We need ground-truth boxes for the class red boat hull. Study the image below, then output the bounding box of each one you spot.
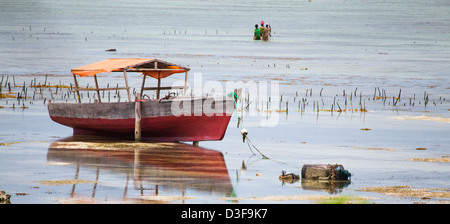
[51,114,232,141]
[48,97,235,142]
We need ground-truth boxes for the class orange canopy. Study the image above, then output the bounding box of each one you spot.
[142,65,185,79]
[71,58,189,79]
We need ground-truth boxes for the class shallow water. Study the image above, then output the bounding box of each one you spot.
[1,0,449,204]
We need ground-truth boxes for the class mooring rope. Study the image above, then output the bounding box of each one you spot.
[228,91,241,128]
[228,91,272,160]
[244,134,269,159]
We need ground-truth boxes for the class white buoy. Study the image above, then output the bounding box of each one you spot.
[241,129,248,143]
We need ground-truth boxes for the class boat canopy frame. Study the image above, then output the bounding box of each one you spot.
[70,58,190,103]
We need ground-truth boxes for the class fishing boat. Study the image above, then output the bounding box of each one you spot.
[48,58,240,143]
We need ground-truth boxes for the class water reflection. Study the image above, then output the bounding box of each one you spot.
[300,180,351,195]
[278,175,350,194]
[47,136,233,202]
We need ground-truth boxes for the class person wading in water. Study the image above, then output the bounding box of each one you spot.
[259,21,265,40]
[253,24,261,40]
[262,24,271,41]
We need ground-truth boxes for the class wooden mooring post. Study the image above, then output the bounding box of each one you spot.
[135,93,141,141]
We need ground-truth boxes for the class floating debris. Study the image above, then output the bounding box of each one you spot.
[407,158,450,163]
[279,170,299,183]
[389,116,450,124]
[141,195,198,201]
[50,141,179,151]
[0,191,11,204]
[357,186,450,199]
[353,147,396,151]
[0,141,48,146]
[301,164,351,181]
[0,93,17,98]
[218,195,374,203]
[39,179,99,185]
[317,196,370,204]
[240,129,248,143]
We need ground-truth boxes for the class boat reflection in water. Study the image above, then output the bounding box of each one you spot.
[47,136,233,203]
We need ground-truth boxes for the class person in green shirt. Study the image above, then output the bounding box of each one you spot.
[253,24,261,40]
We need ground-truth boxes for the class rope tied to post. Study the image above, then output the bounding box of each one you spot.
[228,91,270,160]
[228,91,241,128]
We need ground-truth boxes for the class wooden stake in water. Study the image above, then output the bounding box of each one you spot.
[135,93,141,141]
